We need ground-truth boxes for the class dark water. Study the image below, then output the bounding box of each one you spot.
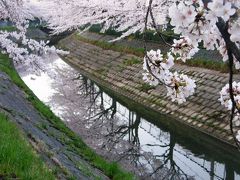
[17,55,240,180]
[69,76,240,180]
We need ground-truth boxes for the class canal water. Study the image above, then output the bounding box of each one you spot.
[16,54,240,180]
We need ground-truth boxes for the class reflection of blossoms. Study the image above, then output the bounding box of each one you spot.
[237,130,240,142]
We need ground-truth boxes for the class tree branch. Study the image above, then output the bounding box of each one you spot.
[216,18,240,63]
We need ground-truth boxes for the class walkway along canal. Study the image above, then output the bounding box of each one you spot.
[16,53,240,180]
[58,33,240,147]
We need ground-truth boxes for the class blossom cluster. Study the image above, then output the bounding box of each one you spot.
[143,0,240,106]
[220,82,240,141]
[143,50,196,104]
[0,0,67,71]
[168,0,240,67]
[25,0,169,39]
[171,37,199,62]
[219,82,240,110]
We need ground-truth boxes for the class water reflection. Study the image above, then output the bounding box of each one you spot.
[72,76,239,180]
[16,54,240,180]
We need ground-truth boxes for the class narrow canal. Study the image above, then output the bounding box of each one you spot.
[16,53,240,180]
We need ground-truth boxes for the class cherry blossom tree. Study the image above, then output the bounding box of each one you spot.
[12,0,240,147]
[0,0,65,71]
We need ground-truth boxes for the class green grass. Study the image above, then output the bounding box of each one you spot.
[74,34,230,73]
[88,24,177,43]
[0,26,17,32]
[0,113,55,179]
[0,53,134,179]
[95,68,109,76]
[75,34,145,57]
[133,29,177,43]
[123,58,141,66]
[138,83,155,93]
[88,24,123,37]
[183,58,229,73]
[0,25,41,32]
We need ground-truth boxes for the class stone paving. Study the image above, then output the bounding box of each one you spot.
[59,33,240,147]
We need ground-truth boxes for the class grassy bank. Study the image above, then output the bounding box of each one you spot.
[74,34,229,73]
[75,34,145,57]
[0,26,17,32]
[0,113,55,179]
[74,34,144,57]
[88,24,176,43]
[0,54,134,179]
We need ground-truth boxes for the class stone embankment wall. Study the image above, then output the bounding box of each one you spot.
[59,33,240,147]
[0,70,109,180]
